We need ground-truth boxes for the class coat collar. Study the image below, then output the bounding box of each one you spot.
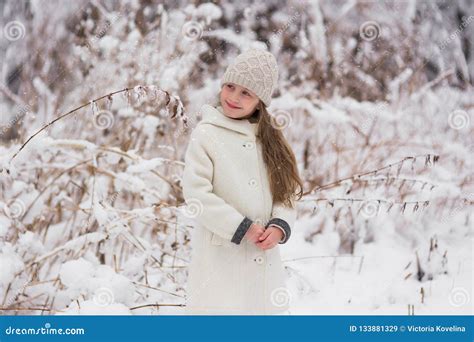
[199,104,258,138]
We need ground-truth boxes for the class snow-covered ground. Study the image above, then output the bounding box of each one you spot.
[0,0,472,316]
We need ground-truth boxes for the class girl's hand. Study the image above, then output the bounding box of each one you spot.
[255,227,283,250]
[244,223,266,243]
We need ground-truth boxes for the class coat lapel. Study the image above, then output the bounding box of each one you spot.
[199,104,258,138]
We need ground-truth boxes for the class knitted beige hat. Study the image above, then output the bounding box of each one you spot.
[221,48,279,107]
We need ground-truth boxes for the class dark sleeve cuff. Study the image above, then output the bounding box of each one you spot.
[231,217,253,245]
[266,218,291,244]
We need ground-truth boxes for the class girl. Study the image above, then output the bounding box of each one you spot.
[182,48,303,315]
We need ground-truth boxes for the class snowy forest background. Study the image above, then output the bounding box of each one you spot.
[0,0,472,315]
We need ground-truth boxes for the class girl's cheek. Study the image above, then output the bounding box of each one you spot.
[242,98,252,106]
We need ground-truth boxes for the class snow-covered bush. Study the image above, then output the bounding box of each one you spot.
[0,0,472,315]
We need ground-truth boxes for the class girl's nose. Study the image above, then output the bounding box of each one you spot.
[228,97,240,105]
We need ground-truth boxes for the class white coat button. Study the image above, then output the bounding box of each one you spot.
[255,256,265,265]
[248,179,258,187]
[243,142,255,149]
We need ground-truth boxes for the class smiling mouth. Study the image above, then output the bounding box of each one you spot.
[225,100,241,109]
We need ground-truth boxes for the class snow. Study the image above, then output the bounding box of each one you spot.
[126,157,165,173]
[59,258,95,288]
[203,29,267,51]
[17,231,45,256]
[194,3,223,22]
[98,36,120,53]
[0,0,472,317]
[0,244,25,288]
[61,300,132,315]
[114,172,147,192]
[270,93,351,123]
[282,212,473,315]
[46,138,97,151]
[58,257,135,314]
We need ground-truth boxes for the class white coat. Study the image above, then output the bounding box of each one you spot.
[181,104,297,315]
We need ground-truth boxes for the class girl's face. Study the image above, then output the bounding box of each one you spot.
[220,83,259,119]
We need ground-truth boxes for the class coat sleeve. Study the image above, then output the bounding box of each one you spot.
[266,195,297,244]
[267,224,287,243]
[181,126,254,245]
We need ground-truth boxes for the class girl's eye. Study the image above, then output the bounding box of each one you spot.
[227,84,234,89]
[242,91,249,96]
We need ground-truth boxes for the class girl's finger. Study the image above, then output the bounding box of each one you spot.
[264,231,276,243]
[258,228,271,241]
[264,239,274,249]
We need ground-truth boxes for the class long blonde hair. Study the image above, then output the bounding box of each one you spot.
[214,97,303,208]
